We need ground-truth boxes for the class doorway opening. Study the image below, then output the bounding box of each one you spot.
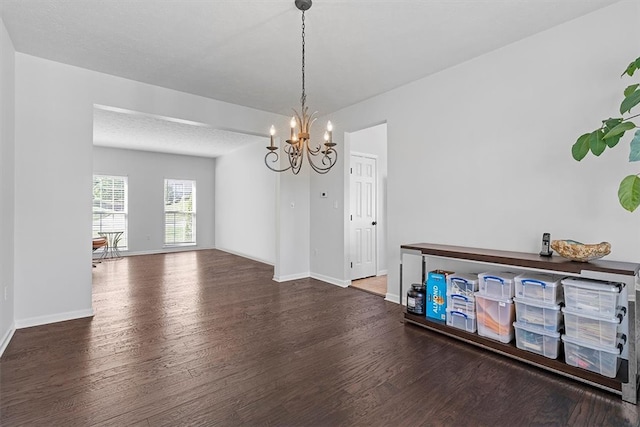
[347,123,388,297]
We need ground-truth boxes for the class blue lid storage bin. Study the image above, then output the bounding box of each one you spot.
[513,321,561,359]
[478,272,518,299]
[514,297,562,332]
[515,273,563,305]
[475,292,515,343]
[446,309,477,333]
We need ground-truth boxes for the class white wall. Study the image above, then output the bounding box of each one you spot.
[0,17,16,355]
[311,1,640,303]
[215,140,276,264]
[93,146,215,254]
[14,53,288,327]
[275,164,311,282]
[349,123,388,276]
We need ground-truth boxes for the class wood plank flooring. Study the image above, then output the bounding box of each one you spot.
[1,249,639,426]
[350,275,387,297]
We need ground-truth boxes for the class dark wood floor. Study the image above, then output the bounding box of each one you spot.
[1,249,638,426]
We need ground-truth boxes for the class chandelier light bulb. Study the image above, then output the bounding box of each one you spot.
[326,121,333,132]
[270,125,276,136]
[324,131,329,142]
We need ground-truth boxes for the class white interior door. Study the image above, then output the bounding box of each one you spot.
[350,154,377,280]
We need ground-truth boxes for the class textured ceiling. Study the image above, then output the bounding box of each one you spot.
[93,106,265,158]
[1,0,622,157]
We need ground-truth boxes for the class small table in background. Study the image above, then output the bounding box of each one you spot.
[98,231,124,260]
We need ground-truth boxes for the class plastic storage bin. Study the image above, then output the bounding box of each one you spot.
[562,278,624,317]
[515,273,563,305]
[475,292,515,343]
[478,272,518,299]
[446,309,477,333]
[562,306,625,348]
[513,321,561,359]
[514,298,562,331]
[447,273,479,298]
[447,293,475,315]
[562,334,623,378]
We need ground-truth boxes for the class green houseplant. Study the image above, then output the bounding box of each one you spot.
[572,56,640,212]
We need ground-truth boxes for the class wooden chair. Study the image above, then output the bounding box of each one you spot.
[92,237,108,267]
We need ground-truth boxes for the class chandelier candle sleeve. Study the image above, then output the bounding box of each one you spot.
[269,125,276,148]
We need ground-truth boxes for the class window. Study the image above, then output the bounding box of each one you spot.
[93,175,128,248]
[164,179,196,246]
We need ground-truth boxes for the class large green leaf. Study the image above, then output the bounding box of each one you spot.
[623,59,638,77]
[618,175,640,212]
[620,89,640,114]
[572,133,590,161]
[605,133,622,148]
[625,84,640,97]
[604,121,636,139]
[630,130,640,162]
[589,130,606,156]
[604,117,623,129]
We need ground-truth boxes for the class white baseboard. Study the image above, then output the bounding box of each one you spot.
[15,308,95,329]
[215,247,274,266]
[0,323,16,358]
[311,272,350,288]
[119,246,215,257]
[273,272,310,282]
[385,293,400,304]
[377,269,388,276]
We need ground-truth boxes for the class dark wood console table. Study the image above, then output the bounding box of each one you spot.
[400,243,640,403]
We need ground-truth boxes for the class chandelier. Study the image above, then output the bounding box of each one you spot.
[265,0,337,175]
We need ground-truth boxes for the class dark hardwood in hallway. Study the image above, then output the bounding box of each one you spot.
[1,249,638,426]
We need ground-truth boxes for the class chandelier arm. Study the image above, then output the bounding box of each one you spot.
[265,150,293,173]
[306,142,337,174]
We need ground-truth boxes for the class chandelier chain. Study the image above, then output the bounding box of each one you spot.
[301,11,306,109]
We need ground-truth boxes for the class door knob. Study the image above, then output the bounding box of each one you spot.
[372,221,377,226]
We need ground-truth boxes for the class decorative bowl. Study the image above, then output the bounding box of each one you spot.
[550,240,611,262]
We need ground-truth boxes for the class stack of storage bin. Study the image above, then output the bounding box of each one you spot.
[474,272,517,343]
[512,273,563,359]
[561,278,626,378]
[445,273,480,332]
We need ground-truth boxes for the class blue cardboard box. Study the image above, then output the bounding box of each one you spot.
[427,270,453,321]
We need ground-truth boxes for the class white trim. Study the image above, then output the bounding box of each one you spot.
[377,269,388,276]
[273,272,310,282]
[14,308,95,329]
[0,323,16,358]
[385,293,400,304]
[350,151,379,160]
[311,272,350,288]
[118,246,215,257]
[215,248,274,266]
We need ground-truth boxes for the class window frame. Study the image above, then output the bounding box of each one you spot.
[92,174,128,250]
[164,178,196,247]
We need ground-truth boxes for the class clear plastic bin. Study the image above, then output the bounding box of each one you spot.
[561,278,624,317]
[447,293,475,315]
[515,273,563,305]
[478,272,518,299]
[475,292,515,343]
[446,309,476,333]
[514,298,562,331]
[447,273,479,298]
[562,306,625,348]
[513,322,561,359]
[562,334,623,378]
